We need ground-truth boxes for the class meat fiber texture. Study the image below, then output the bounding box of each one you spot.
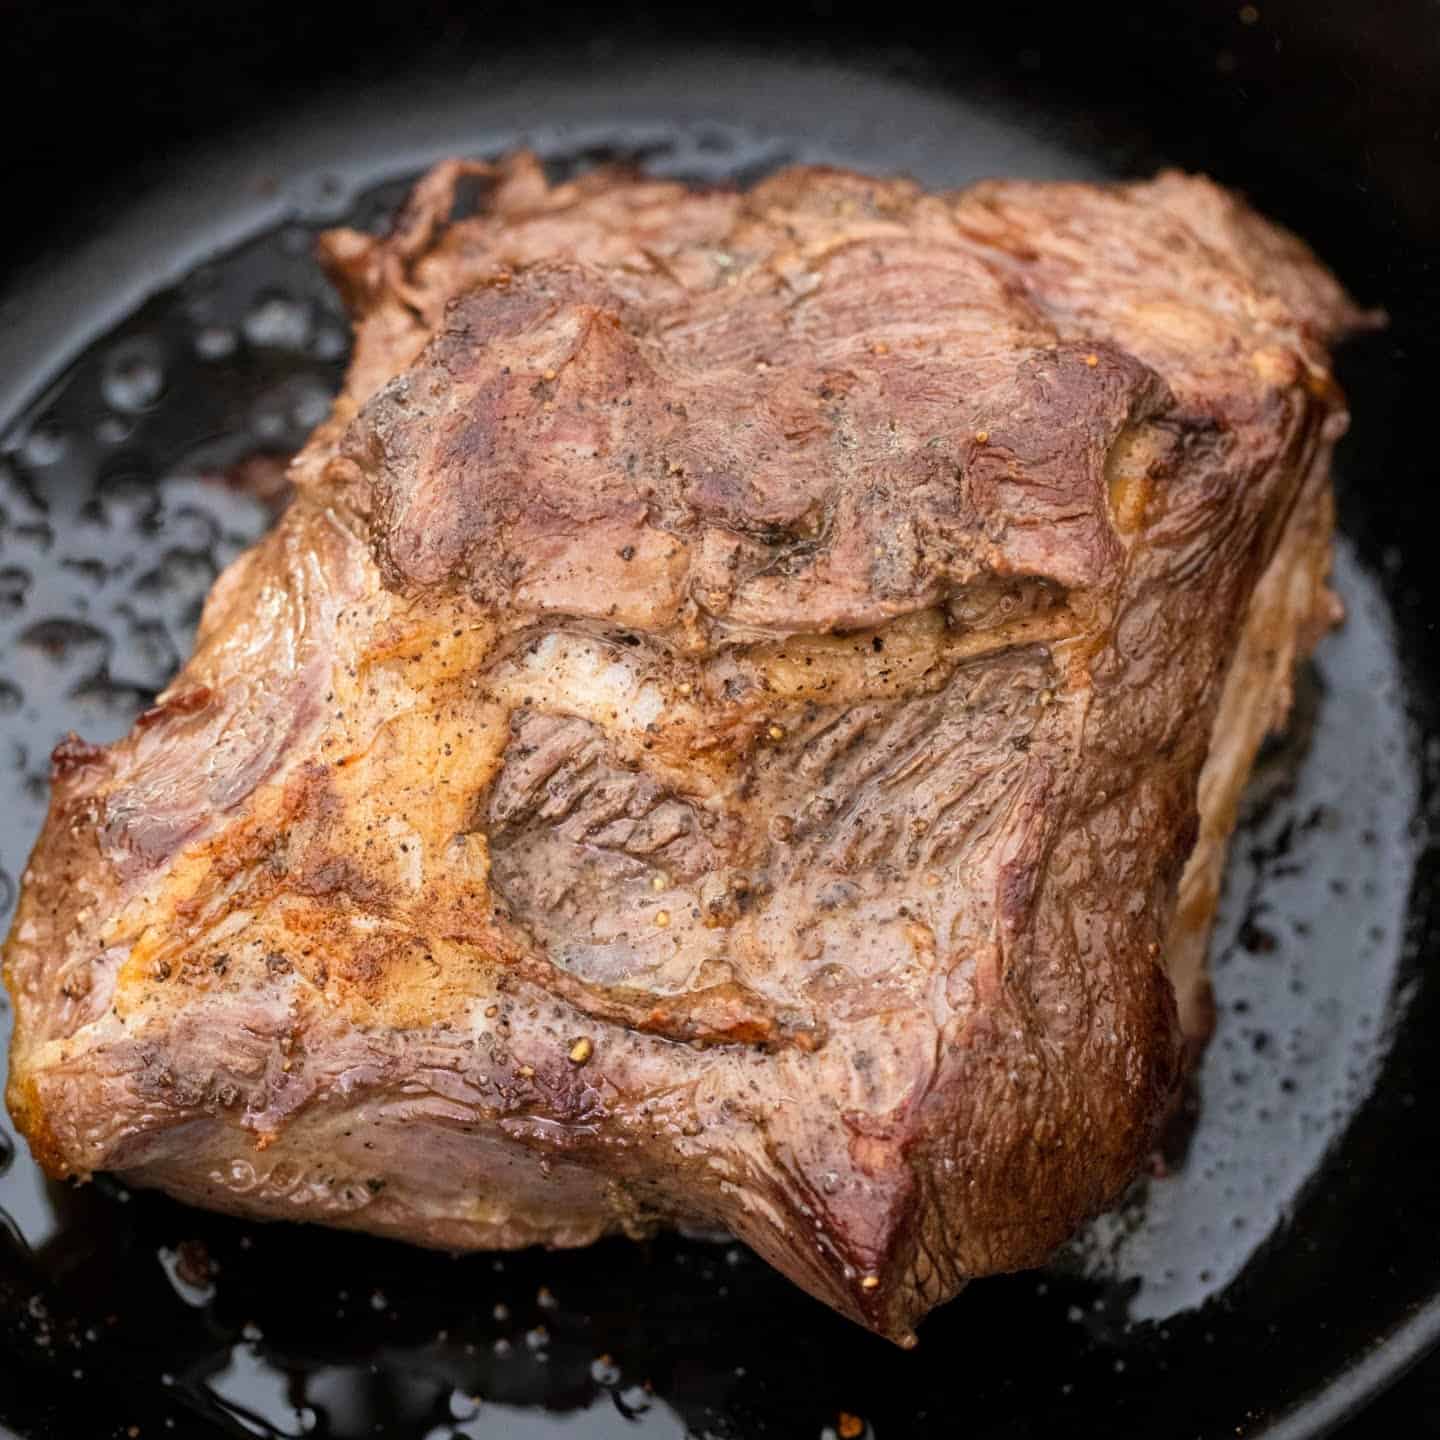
[4,154,1368,1343]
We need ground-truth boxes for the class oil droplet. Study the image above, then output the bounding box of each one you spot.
[311,322,348,361]
[616,1384,653,1417]
[250,395,290,443]
[243,291,311,350]
[101,337,166,414]
[194,326,239,361]
[447,1391,481,1422]
[20,427,67,468]
[289,379,332,431]
[590,1354,621,1386]
[156,1243,217,1307]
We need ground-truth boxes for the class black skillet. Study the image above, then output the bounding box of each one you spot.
[2,3,1439,1436]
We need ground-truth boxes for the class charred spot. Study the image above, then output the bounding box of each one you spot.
[280,763,345,826]
[763,537,823,578]
[59,969,92,1000]
[435,392,504,471]
[289,854,391,909]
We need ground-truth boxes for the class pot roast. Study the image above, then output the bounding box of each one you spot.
[3,153,1366,1343]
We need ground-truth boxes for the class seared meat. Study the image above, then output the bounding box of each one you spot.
[3,154,1366,1343]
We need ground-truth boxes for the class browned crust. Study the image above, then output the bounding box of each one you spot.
[4,153,1366,1343]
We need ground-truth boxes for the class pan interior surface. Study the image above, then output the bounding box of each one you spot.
[0,48,1436,1440]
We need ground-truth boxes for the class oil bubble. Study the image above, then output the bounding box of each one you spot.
[194,326,239,361]
[243,291,311,350]
[20,427,68,468]
[101,337,166,414]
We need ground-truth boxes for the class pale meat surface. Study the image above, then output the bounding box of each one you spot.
[4,154,1364,1342]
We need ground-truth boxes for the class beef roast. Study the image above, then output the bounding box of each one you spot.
[3,154,1367,1343]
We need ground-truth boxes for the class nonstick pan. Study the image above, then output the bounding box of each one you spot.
[2,4,1438,1436]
